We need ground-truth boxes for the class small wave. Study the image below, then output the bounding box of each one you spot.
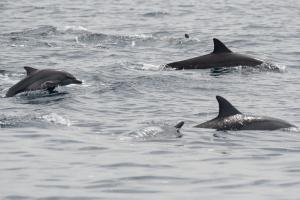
[5,25,58,37]
[0,112,71,128]
[0,25,60,48]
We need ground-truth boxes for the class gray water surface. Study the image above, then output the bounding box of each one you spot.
[1,0,300,199]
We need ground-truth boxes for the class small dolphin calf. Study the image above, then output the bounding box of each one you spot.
[6,66,82,97]
[195,96,295,131]
[166,38,263,70]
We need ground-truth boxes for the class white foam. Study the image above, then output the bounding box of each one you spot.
[41,113,71,127]
[64,25,89,32]
[141,63,164,71]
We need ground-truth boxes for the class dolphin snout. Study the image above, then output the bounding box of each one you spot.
[73,79,82,84]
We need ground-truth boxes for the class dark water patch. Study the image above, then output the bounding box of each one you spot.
[251,179,271,186]
[2,167,26,171]
[142,11,169,17]
[0,69,9,75]
[41,178,61,182]
[99,162,172,169]
[37,197,99,200]
[12,133,51,139]
[86,179,123,189]
[148,150,175,155]
[261,147,300,153]
[285,169,300,173]
[47,138,83,145]
[5,196,31,200]
[102,188,159,193]
[78,146,109,151]
[36,184,71,189]
[119,175,189,182]
[212,182,254,189]
[278,181,300,187]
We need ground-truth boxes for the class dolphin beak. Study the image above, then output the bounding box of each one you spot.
[73,79,82,84]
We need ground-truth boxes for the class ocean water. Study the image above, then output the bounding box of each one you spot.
[1,0,300,199]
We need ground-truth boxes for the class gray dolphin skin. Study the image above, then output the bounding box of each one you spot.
[195,96,295,131]
[6,66,82,97]
[166,38,263,70]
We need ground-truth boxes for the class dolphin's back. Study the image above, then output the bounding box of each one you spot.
[166,38,263,70]
[6,77,33,97]
[197,115,294,131]
[167,53,262,70]
[238,117,295,130]
[6,69,57,97]
[195,96,295,131]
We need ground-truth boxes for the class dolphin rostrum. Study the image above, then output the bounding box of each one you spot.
[195,96,295,131]
[6,66,82,97]
[166,38,263,70]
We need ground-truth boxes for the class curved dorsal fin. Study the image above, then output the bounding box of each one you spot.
[174,121,184,129]
[24,66,38,76]
[212,38,232,54]
[216,96,241,118]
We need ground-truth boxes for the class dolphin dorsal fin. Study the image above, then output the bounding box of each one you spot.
[216,96,241,118]
[212,38,232,54]
[24,66,38,76]
[174,121,184,129]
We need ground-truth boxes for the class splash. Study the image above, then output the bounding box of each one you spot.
[40,113,71,127]
[120,122,183,141]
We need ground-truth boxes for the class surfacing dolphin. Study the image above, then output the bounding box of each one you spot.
[6,66,82,97]
[195,96,295,131]
[166,38,263,70]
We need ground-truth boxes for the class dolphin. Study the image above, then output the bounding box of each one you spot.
[195,96,295,131]
[166,38,263,70]
[6,66,82,97]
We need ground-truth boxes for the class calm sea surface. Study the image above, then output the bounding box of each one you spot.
[1,0,300,199]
